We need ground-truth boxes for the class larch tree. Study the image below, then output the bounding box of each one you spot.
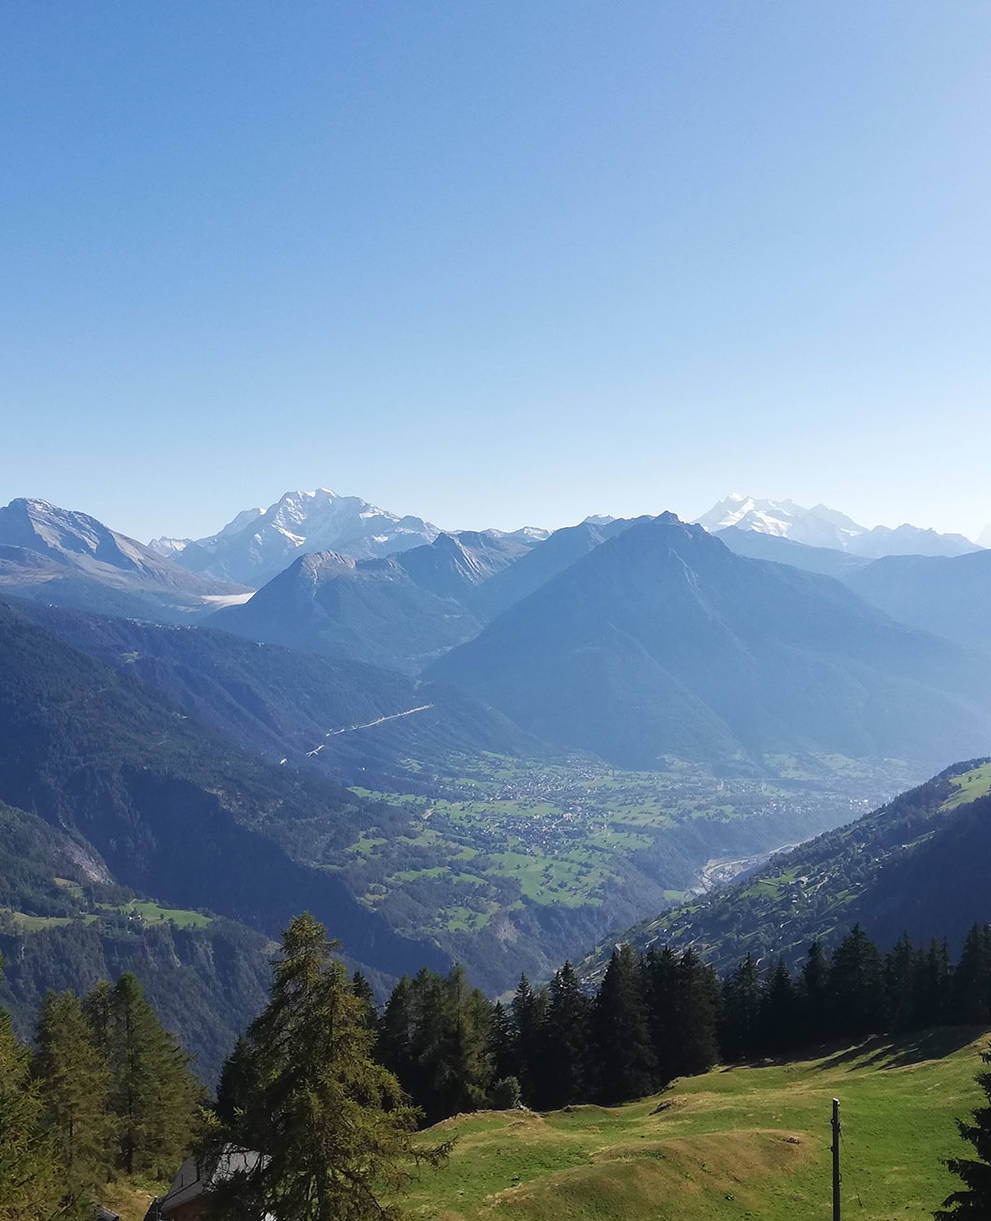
[0,983,58,1221]
[213,912,448,1221]
[97,973,199,1177]
[34,990,114,1215]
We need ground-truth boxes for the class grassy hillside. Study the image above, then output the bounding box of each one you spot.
[405,1028,989,1220]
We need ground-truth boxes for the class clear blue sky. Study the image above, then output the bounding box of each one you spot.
[2,1,989,542]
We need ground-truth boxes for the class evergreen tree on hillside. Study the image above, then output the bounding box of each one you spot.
[213,913,447,1221]
[914,939,952,1029]
[884,933,918,1032]
[954,925,991,1025]
[936,1044,991,1219]
[759,959,797,1055]
[93,973,199,1176]
[672,948,720,1077]
[378,974,416,1094]
[34,990,114,1215]
[0,996,58,1221]
[799,940,830,1043]
[720,954,763,1061]
[427,966,493,1122]
[215,1036,258,1127]
[351,971,378,1031]
[488,1000,516,1084]
[828,926,885,1038]
[541,962,589,1109]
[590,946,656,1103]
[642,945,680,1085]
[511,975,547,1106]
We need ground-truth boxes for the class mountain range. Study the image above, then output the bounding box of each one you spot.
[428,514,991,770]
[0,497,246,623]
[209,527,537,672]
[697,493,980,558]
[152,487,547,587]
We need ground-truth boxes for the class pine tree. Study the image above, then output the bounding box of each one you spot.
[378,974,416,1095]
[936,1043,991,1219]
[799,940,830,1043]
[540,962,589,1109]
[423,966,492,1122]
[351,971,378,1031]
[759,959,796,1056]
[0,985,58,1221]
[100,972,199,1177]
[216,1036,259,1127]
[828,925,885,1038]
[590,946,656,1103]
[954,925,991,1025]
[672,948,720,1077]
[884,933,917,1031]
[915,939,951,1028]
[511,975,546,1107]
[642,945,680,1086]
[213,913,447,1221]
[720,954,763,1062]
[34,990,114,1215]
[488,1000,517,1084]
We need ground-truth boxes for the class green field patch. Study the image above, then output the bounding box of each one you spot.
[97,900,211,928]
[942,762,991,811]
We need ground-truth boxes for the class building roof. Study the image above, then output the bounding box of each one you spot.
[159,1147,263,1214]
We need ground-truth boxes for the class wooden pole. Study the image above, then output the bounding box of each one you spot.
[831,1098,841,1221]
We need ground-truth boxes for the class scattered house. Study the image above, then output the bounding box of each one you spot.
[145,1147,266,1221]
[95,1207,120,1221]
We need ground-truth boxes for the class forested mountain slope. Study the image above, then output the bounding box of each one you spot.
[591,758,991,973]
[430,514,991,770]
[0,600,447,980]
[14,601,535,787]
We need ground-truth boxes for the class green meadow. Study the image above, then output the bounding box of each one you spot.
[406,1028,989,1221]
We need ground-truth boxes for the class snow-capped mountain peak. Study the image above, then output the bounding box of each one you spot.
[696,495,980,558]
[171,487,442,585]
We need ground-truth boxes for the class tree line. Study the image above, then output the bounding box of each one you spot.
[347,922,991,1120]
[5,918,991,1220]
[0,961,202,1221]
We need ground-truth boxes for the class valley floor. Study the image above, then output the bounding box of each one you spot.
[406,1027,988,1220]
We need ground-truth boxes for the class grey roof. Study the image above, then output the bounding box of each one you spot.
[160,1147,263,1214]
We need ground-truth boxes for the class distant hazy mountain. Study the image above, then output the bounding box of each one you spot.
[164,488,445,586]
[0,497,245,622]
[588,758,991,973]
[397,529,535,602]
[429,513,991,770]
[211,549,482,672]
[209,526,548,671]
[843,549,991,657]
[470,517,644,619]
[698,494,979,558]
[716,526,870,580]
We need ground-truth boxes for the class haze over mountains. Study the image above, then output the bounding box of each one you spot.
[429,514,991,769]
[4,477,991,1086]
